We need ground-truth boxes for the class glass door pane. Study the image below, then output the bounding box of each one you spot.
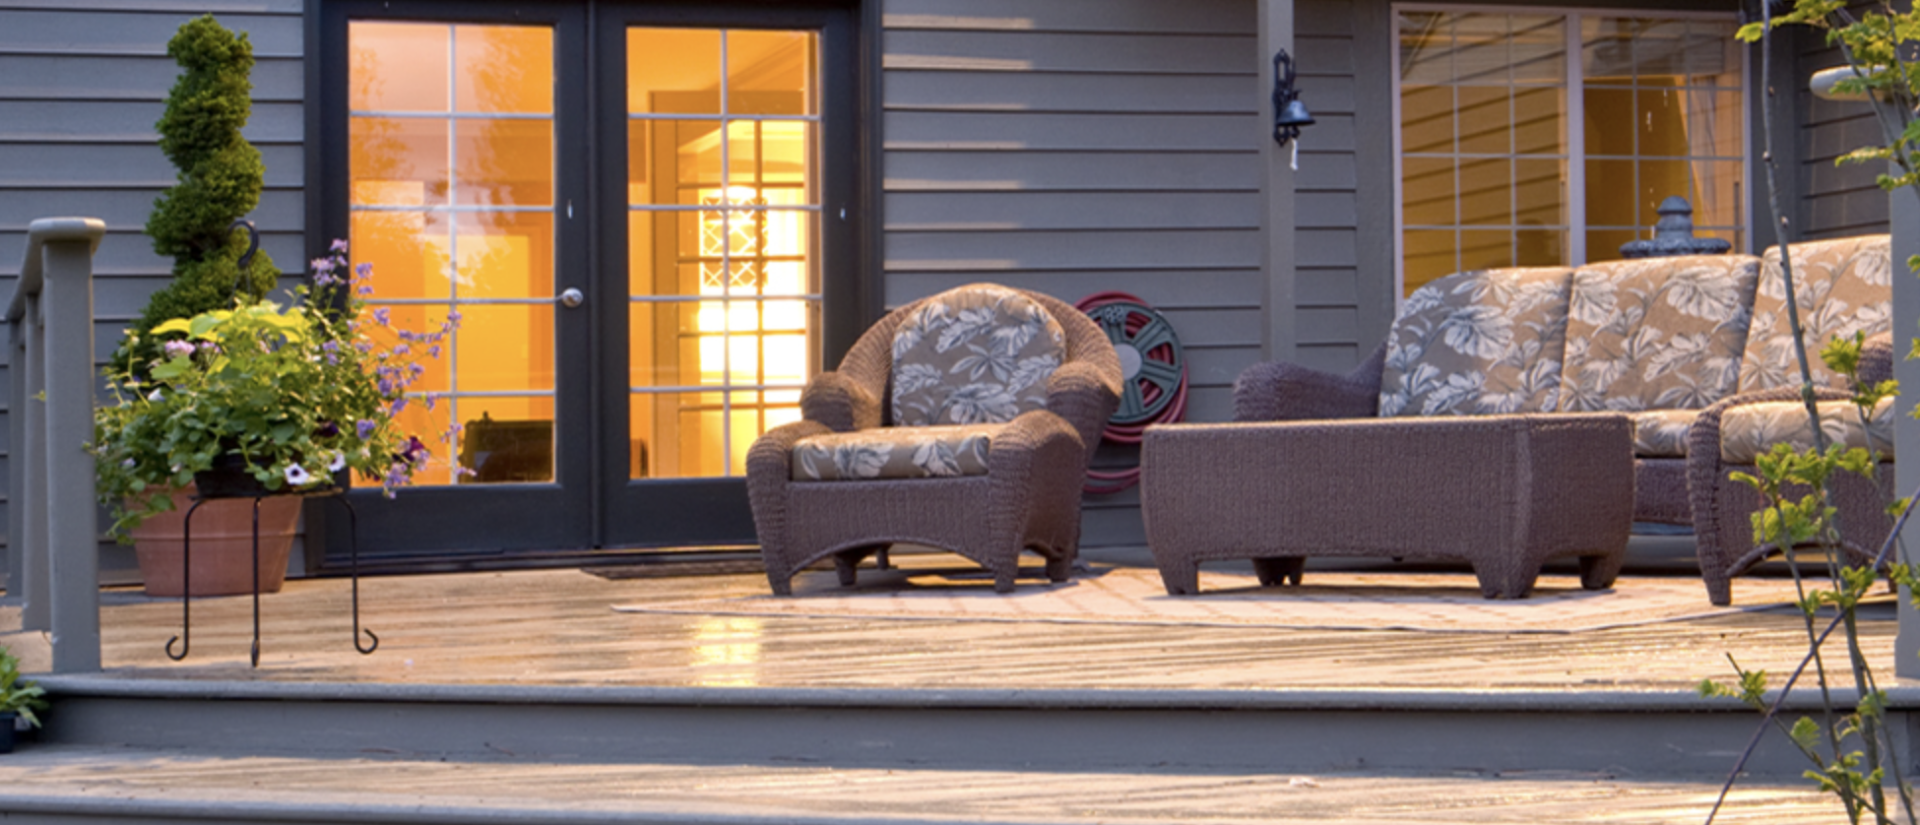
[349,21,559,485]
[626,27,819,479]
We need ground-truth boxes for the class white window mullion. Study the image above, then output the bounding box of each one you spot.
[1565,13,1587,266]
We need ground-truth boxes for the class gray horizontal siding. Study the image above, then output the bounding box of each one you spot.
[1792,21,1890,239]
[0,1,304,577]
[882,0,1261,548]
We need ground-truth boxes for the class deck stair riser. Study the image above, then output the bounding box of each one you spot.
[33,679,1915,779]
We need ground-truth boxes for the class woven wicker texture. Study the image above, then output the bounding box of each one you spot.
[748,285,1121,595]
[1141,414,1633,599]
[1686,385,1896,605]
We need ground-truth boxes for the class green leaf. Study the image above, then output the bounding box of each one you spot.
[1790,716,1823,752]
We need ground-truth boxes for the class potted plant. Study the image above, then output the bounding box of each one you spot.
[0,647,46,754]
[94,243,457,594]
[107,14,288,597]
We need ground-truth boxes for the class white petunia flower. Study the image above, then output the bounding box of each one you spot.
[284,464,313,486]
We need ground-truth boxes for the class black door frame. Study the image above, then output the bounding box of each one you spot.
[303,0,874,572]
[590,1,864,550]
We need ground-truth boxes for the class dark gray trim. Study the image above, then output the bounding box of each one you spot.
[1349,0,1395,351]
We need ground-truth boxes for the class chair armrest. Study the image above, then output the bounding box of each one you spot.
[1045,359,1122,453]
[746,419,833,483]
[989,408,1087,488]
[1233,343,1385,422]
[799,371,881,432]
[1859,331,1894,388]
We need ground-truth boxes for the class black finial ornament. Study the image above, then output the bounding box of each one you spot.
[1618,197,1731,259]
[1271,49,1314,147]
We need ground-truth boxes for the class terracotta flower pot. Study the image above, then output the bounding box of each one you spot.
[128,486,301,597]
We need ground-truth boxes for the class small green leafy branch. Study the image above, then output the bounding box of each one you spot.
[1699,2,1920,823]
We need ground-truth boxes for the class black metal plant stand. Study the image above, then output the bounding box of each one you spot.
[164,488,373,668]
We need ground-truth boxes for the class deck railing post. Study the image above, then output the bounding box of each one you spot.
[8,217,106,673]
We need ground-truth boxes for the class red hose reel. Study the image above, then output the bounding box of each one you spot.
[1075,292,1188,494]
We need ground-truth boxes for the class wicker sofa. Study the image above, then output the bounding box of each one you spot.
[746,283,1121,595]
[1207,235,1895,603]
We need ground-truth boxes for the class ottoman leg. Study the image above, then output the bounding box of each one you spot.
[1157,559,1201,595]
[1472,560,1539,600]
[1578,552,1624,590]
[1252,557,1305,587]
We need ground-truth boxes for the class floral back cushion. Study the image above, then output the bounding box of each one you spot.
[891,284,1067,427]
[1558,255,1757,413]
[1379,267,1573,417]
[1740,235,1892,392]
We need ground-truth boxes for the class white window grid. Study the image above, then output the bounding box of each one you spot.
[1390,4,1748,301]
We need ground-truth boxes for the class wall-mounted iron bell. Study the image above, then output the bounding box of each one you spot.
[1271,49,1314,146]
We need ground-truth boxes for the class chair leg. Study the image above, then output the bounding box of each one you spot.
[1157,559,1200,595]
[1703,572,1733,607]
[1252,557,1305,587]
[834,551,860,587]
[1472,559,1538,600]
[1045,553,1071,583]
[766,568,794,596]
[1578,553,1623,590]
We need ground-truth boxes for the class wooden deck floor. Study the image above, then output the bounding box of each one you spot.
[3,553,1901,693]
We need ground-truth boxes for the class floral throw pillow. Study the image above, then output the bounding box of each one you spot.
[891,284,1066,427]
[1378,267,1573,417]
[1740,235,1892,392]
[1559,255,1757,413]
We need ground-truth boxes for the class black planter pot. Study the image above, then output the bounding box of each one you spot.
[193,453,277,499]
[193,453,334,499]
[0,712,15,754]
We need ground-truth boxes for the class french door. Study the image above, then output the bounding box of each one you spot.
[310,0,863,567]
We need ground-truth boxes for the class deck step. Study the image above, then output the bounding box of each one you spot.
[0,743,1852,825]
[24,675,1909,780]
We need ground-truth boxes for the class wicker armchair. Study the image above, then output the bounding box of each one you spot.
[747,284,1122,595]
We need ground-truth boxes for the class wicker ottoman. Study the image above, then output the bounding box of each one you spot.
[1139,413,1634,599]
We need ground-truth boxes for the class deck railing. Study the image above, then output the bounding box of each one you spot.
[7,217,106,673]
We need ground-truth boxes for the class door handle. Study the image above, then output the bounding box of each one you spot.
[559,288,585,308]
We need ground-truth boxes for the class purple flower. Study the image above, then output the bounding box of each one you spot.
[315,420,340,438]
[355,262,372,279]
[311,257,333,274]
[390,396,408,415]
[162,340,194,359]
[428,345,441,358]
[393,343,409,356]
[372,308,391,326]
[330,239,350,253]
[356,419,377,439]
[357,285,374,297]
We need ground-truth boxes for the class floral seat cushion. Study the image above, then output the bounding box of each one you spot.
[1719,398,1895,465]
[891,284,1066,427]
[1379,267,1573,417]
[791,424,998,481]
[1740,235,1892,393]
[1630,409,1699,458]
[1559,255,1757,414]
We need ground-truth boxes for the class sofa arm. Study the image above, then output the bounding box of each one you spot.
[799,371,881,432]
[1859,331,1894,388]
[1233,342,1385,422]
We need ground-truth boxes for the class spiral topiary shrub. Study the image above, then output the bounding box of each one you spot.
[121,14,277,371]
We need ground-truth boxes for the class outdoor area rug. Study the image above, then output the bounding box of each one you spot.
[611,564,1874,634]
